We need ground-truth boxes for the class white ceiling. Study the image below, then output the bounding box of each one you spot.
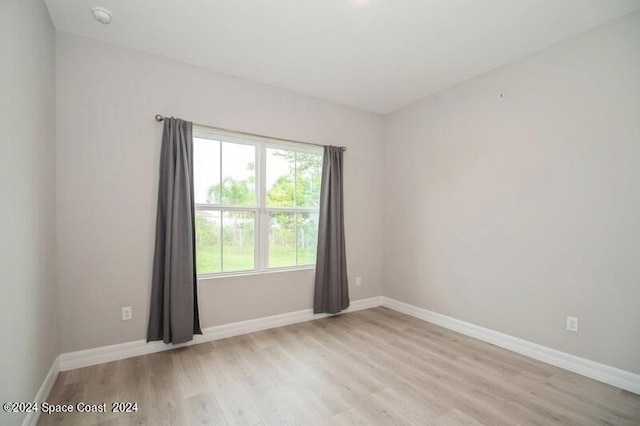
[44,0,640,114]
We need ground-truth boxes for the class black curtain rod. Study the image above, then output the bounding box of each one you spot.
[154,114,346,152]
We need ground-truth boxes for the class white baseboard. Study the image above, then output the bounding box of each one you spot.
[56,295,639,395]
[382,297,640,395]
[22,355,60,426]
[59,296,384,371]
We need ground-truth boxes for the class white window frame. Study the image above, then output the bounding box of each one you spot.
[194,126,323,278]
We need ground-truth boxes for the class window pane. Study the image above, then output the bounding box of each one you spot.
[269,212,296,268]
[267,149,322,208]
[221,142,256,206]
[295,152,323,207]
[222,211,255,272]
[195,210,221,274]
[193,138,220,204]
[266,148,294,207]
[297,212,318,265]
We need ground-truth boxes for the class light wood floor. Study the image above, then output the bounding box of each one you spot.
[39,307,640,425]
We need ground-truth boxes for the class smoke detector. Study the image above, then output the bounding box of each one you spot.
[92,7,112,25]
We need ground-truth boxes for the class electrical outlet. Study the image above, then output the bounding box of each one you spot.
[355,276,362,286]
[566,316,578,332]
[122,306,133,321]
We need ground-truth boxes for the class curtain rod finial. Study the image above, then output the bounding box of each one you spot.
[155,114,165,122]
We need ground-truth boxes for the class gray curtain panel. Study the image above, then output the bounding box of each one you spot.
[314,145,349,314]
[147,117,202,344]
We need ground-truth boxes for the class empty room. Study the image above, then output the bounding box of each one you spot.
[2,0,640,425]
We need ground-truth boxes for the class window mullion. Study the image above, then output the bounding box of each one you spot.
[259,145,268,271]
[294,152,298,266]
[219,210,224,272]
[218,141,223,203]
[219,142,224,271]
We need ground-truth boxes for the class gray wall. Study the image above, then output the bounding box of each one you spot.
[0,1,58,425]
[56,33,385,353]
[383,11,640,374]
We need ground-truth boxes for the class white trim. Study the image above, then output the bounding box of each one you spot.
[198,265,315,280]
[59,296,383,371]
[22,356,60,426]
[382,297,640,395]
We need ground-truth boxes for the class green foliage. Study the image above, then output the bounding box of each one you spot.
[265,151,321,261]
[195,213,221,272]
[266,151,321,207]
[196,149,322,272]
[266,175,294,206]
[195,211,255,274]
[207,162,255,205]
[295,152,322,207]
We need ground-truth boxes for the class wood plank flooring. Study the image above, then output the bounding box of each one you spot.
[38,307,640,425]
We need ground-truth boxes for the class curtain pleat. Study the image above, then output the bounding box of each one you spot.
[313,146,349,314]
[147,117,202,344]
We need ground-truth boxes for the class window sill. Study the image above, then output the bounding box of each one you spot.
[197,266,315,281]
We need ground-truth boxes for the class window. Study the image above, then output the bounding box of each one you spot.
[193,127,323,276]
